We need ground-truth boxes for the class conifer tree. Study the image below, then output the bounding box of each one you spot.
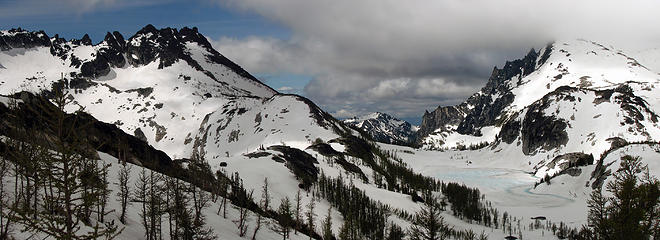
[11,89,120,240]
[116,163,132,224]
[295,189,302,234]
[408,195,452,240]
[305,194,317,240]
[321,207,333,240]
[338,217,360,240]
[187,181,217,240]
[252,178,271,240]
[234,188,253,237]
[272,197,293,240]
[587,155,660,239]
[0,147,15,239]
[134,167,151,239]
[386,224,405,240]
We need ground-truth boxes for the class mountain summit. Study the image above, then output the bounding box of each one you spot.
[343,112,417,145]
[417,39,660,176]
[0,25,282,159]
[0,25,467,240]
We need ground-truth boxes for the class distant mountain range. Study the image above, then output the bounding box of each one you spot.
[343,112,417,145]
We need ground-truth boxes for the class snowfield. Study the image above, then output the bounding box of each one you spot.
[381,142,660,228]
[3,152,313,240]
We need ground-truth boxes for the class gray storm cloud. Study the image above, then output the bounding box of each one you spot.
[211,0,660,120]
[3,0,659,120]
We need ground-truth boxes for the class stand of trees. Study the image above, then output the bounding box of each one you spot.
[583,155,660,239]
[530,155,660,240]
[1,90,120,239]
[316,171,393,239]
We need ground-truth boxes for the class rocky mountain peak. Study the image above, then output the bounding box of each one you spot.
[71,34,93,46]
[485,48,539,93]
[103,31,126,50]
[0,28,50,50]
[416,39,660,176]
[344,112,417,145]
[417,45,552,142]
[1,25,274,99]
[121,24,258,82]
[136,24,159,35]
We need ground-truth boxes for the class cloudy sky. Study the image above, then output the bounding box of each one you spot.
[2,0,659,124]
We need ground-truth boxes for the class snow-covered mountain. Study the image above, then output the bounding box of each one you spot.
[343,112,417,145]
[1,26,464,239]
[5,25,655,239]
[0,25,354,236]
[0,25,281,160]
[417,39,660,177]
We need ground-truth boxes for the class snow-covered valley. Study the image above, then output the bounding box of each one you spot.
[379,142,660,230]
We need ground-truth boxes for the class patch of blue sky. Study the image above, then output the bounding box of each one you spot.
[255,73,311,95]
[0,1,290,43]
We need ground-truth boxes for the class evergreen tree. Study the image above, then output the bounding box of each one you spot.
[272,197,293,240]
[408,195,452,240]
[0,146,15,239]
[233,188,253,237]
[135,167,150,239]
[188,182,216,240]
[10,89,120,240]
[386,224,405,240]
[587,187,609,237]
[321,207,333,240]
[295,189,302,234]
[116,163,132,224]
[587,155,660,239]
[306,194,317,240]
[95,162,112,224]
[252,178,271,240]
[338,217,361,240]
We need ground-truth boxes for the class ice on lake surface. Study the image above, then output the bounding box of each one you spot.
[425,165,587,225]
[380,143,592,226]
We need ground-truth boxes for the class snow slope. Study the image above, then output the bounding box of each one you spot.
[2,151,313,240]
[381,142,660,228]
[419,39,660,175]
[0,26,275,160]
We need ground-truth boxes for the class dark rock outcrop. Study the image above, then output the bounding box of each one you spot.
[1,25,274,96]
[306,142,342,156]
[267,145,319,189]
[0,28,51,51]
[134,128,148,143]
[544,152,594,173]
[499,115,520,144]
[307,142,368,181]
[80,57,111,78]
[418,106,465,141]
[520,93,569,155]
[417,48,543,143]
[0,92,173,171]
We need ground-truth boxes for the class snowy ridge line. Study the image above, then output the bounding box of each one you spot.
[343,112,417,146]
[415,39,660,176]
